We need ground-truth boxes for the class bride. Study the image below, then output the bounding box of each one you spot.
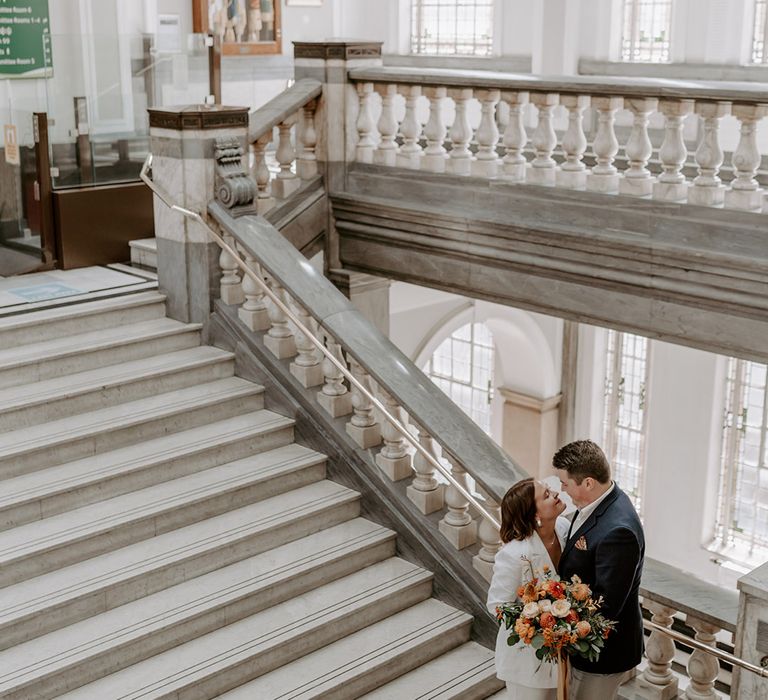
[486,478,570,700]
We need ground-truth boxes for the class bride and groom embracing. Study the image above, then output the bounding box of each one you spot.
[487,440,645,700]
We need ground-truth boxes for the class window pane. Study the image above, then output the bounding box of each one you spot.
[602,330,649,514]
[411,0,494,57]
[621,0,672,63]
[753,0,768,63]
[423,321,495,435]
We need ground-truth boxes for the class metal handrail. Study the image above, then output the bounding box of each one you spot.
[644,619,768,680]
[140,153,501,531]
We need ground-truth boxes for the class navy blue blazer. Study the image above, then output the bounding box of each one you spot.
[558,485,645,675]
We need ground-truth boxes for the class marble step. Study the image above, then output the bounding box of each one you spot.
[0,480,360,647]
[0,440,325,588]
[359,641,504,699]
[0,518,396,698]
[0,345,235,432]
[0,290,166,350]
[0,316,201,390]
[218,599,474,700]
[0,377,265,478]
[56,557,434,700]
[0,410,294,532]
[129,237,157,270]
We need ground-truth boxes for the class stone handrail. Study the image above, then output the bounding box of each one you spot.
[346,65,768,213]
[207,199,522,511]
[248,78,322,142]
[248,78,321,214]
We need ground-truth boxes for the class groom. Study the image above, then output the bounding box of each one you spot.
[554,440,645,700]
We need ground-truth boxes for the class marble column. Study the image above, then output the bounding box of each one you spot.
[148,104,249,326]
[499,388,561,479]
[292,40,383,271]
[328,269,390,336]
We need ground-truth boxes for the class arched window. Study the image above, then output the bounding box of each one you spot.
[620,0,673,62]
[602,331,651,513]
[424,322,495,435]
[410,0,494,57]
[753,0,768,63]
[715,358,768,559]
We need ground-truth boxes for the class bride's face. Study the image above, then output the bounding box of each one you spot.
[534,481,566,522]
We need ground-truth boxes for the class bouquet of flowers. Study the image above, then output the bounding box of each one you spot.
[495,560,616,700]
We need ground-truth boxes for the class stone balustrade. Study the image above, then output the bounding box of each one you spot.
[622,558,739,699]
[208,193,519,582]
[347,67,768,213]
[247,78,322,214]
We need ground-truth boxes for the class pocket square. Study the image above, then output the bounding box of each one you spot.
[574,536,588,551]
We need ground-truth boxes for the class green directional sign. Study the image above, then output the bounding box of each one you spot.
[0,0,52,79]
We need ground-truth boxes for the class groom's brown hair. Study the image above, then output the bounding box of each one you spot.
[553,439,611,484]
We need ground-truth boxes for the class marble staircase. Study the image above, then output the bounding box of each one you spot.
[0,290,504,699]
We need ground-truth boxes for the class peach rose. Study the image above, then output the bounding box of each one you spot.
[551,599,572,617]
[570,583,591,602]
[576,621,592,638]
[540,612,556,629]
[538,599,552,614]
[523,602,541,619]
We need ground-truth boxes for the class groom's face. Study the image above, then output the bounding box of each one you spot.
[555,469,593,509]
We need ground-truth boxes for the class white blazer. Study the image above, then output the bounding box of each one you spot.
[486,516,571,687]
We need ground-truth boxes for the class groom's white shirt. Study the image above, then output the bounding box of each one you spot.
[569,481,615,537]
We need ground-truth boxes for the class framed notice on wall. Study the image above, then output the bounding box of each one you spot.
[0,0,52,79]
[192,0,282,56]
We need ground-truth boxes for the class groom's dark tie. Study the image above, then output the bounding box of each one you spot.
[566,511,580,542]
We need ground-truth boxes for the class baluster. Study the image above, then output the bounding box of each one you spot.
[271,116,300,199]
[219,233,244,306]
[471,89,501,178]
[653,99,694,203]
[500,91,529,182]
[356,82,376,164]
[724,103,768,212]
[637,602,679,699]
[288,301,323,388]
[345,360,382,448]
[237,248,270,331]
[619,97,658,197]
[448,88,473,176]
[251,133,275,214]
[407,425,445,514]
[587,96,623,193]
[297,99,318,180]
[688,101,730,207]
[528,92,559,186]
[375,387,413,481]
[374,83,398,167]
[438,454,478,549]
[556,94,590,190]
[472,488,501,582]
[317,336,352,417]
[263,276,297,359]
[396,85,423,169]
[684,615,721,700]
[423,86,448,173]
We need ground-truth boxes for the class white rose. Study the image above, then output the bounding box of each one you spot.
[551,599,572,618]
[538,599,552,613]
[522,602,540,619]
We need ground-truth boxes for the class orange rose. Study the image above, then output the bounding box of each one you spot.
[540,612,556,629]
[570,583,591,601]
[576,621,592,638]
[565,610,579,624]
[544,580,566,599]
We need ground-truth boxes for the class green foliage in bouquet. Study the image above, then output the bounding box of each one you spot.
[495,560,617,663]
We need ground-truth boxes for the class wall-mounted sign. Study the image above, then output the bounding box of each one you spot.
[3,124,19,164]
[0,0,52,79]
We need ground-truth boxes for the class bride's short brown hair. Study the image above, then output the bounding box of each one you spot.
[500,477,536,543]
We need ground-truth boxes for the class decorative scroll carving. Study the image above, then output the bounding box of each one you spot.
[214,137,256,216]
